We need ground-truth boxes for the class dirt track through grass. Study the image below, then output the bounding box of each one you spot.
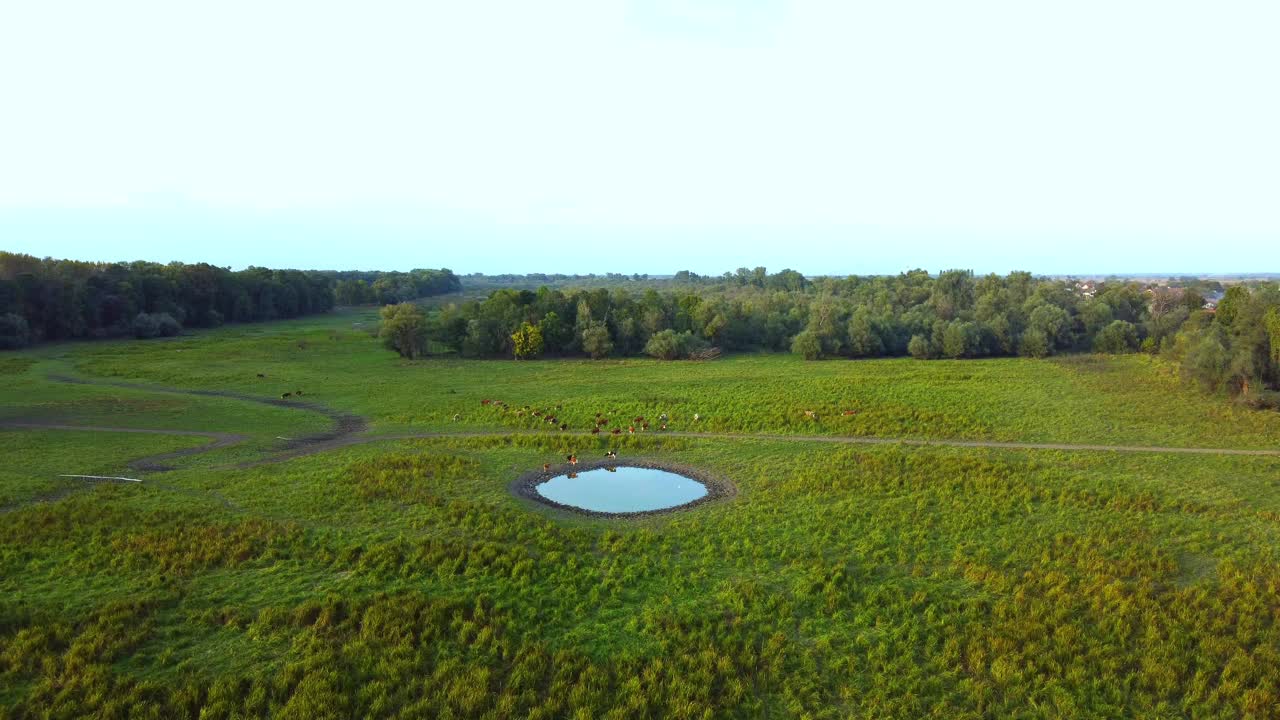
[5,370,1276,476]
[6,422,1280,472]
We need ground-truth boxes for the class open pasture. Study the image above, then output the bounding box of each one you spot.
[38,310,1280,450]
[3,312,1280,718]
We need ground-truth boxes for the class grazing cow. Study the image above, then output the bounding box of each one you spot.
[693,413,701,422]
[659,413,668,421]
[481,399,491,405]
[634,416,644,423]
[628,426,635,434]
[591,427,600,435]
[803,410,817,420]
[611,428,621,435]
[257,373,265,378]
[842,410,858,416]
[660,423,667,431]
[281,392,292,398]
[559,423,568,431]
[642,422,649,430]
[452,413,461,421]
[567,454,578,465]
[605,450,617,459]
[543,463,551,471]
[296,390,303,396]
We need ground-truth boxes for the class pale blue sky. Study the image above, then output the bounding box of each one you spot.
[1,0,1277,274]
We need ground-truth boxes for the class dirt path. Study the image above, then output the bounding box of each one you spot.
[8,370,1280,478]
[46,373,368,443]
[8,422,1280,476]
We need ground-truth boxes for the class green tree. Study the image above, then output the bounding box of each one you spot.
[1216,286,1249,327]
[511,321,544,360]
[1265,307,1280,366]
[907,334,932,360]
[1019,328,1051,358]
[379,302,428,359]
[1185,329,1229,391]
[581,322,613,359]
[0,312,30,349]
[846,308,884,357]
[942,321,977,359]
[791,330,823,360]
[538,311,572,354]
[132,312,181,339]
[1027,305,1070,351]
[1094,320,1139,354]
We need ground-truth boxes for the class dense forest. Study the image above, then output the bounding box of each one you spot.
[393,268,1280,403]
[0,253,459,348]
[332,269,462,306]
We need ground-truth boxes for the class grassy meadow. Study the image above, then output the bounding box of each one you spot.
[3,310,1280,718]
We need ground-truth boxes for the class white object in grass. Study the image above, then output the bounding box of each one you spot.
[59,474,142,483]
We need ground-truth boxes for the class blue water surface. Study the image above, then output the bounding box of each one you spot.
[536,466,707,513]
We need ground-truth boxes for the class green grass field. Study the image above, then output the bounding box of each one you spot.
[3,311,1280,718]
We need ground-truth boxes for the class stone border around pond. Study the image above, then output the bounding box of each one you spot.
[511,457,736,519]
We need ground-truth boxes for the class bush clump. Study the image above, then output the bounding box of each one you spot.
[644,329,710,360]
[132,312,182,339]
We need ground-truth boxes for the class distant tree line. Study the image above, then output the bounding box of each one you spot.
[0,253,459,348]
[332,269,461,306]
[393,268,1280,402]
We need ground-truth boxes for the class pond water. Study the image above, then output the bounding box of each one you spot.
[536,466,708,513]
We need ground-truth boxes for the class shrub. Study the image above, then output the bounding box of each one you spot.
[133,312,182,339]
[644,329,709,360]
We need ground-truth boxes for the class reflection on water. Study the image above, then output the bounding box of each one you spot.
[536,466,708,513]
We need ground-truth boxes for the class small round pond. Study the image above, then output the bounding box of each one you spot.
[535,466,708,514]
